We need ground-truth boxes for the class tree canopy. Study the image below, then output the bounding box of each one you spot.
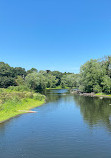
[0,55,110,94]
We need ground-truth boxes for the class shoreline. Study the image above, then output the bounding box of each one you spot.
[0,98,45,124]
[94,94,111,98]
[70,90,111,98]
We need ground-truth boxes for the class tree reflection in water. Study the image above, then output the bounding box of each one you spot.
[73,94,111,131]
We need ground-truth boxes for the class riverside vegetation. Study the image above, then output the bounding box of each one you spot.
[0,86,46,122]
[0,55,111,93]
[0,55,111,122]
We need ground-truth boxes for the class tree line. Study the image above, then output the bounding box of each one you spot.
[0,55,111,94]
[0,62,75,89]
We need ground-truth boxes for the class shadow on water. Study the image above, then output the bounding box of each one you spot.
[73,94,111,131]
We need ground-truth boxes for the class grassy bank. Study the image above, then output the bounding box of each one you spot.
[0,87,46,123]
[95,93,111,98]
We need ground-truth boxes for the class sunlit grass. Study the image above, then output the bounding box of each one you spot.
[0,99,45,122]
[0,87,46,122]
[96,93,111,97]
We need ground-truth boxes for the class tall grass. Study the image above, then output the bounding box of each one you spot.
[0,86,46,122]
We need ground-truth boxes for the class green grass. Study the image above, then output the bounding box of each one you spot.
[0,98,45,123]
[96,93,111,97]
[0,87,46,122]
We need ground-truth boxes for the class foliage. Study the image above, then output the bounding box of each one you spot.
[0,76,16,88]
[46,74,58,88]
[25,71,59,90]
[49,71,63,86]
[15,76,24,86]
[7,85,31,92]
[14,67,26,78]
[61,74,80,88]
[25,72,47,90]
[79,59,103,92]
[0,56,111,94]
[102,75,111,93]
[0,62,26,88]
[79,56,111,93]
[0,62,14,77]
[0,87,46,122]
[27,68,38,74]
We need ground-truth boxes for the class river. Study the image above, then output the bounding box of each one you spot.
[0,89,111,158]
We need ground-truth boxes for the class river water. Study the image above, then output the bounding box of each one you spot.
[0,89,111,158]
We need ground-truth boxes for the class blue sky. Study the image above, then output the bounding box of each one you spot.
[0,0,111,73]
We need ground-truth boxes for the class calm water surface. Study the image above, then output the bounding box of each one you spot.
[0,89,111,158]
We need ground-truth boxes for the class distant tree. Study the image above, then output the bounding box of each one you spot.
[61,75,67,88]
[25,72,48,90]
[93,85,102,93]
[46,70,51,73]
[14,67,26,78]
[27,68,38,74]
[0,62,14,77]
[79,59,104,92]
[50,71,63,86]
[61,74,79,88]
[102,75,111,94]
[0,62,16,87]
[15,76,24,86]
[0,76,16,88]
[46,74,58,88]
[39,70,47,75]
[103,56,111,77]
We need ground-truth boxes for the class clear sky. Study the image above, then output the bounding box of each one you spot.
[0,0,111,73]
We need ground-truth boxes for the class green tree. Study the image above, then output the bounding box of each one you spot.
[79,59,105,92]
[15,76,24,86]
[61,74,79,88]
[25,72,48,90]
[27,68,38,74]
[49,71,63,86]
[0,62,14,77]
[14,67,26,78]
[0,62,16,88]
[102,75,111,94]
[46,74,58,88]
[0,76,16,88]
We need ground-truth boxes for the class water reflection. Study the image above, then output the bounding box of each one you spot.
[73,94,111,130]
[1,89,111,158]
[44,89,69,103]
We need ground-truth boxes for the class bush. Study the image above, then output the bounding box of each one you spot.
[25,92,33,98]
[7,85,31,92]
[33,93,46,101]
[93,85,102,93]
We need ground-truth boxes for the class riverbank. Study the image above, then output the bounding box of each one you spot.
[0,99,45,123]
[95,93,111,98]
[0,88,46,123]
[70,90,111,98]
